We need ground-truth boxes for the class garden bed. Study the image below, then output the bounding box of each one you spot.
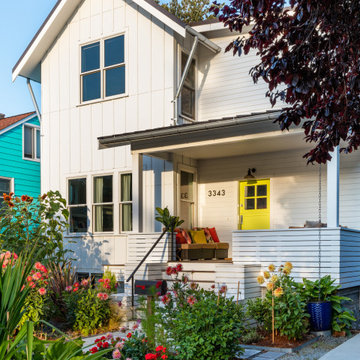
[242,334,319,353]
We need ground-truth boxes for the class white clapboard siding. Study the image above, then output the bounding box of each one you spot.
[232,228,360,289]
[127,233,175,264]
[64,235,127,273]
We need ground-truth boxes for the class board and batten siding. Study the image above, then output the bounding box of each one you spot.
[232,228,360,290]
[0,117,41,198]
[41,0,176,197]
[197,35,283,121]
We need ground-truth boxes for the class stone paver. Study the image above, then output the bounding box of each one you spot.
[253,351,285,360]
[240,348,262,358]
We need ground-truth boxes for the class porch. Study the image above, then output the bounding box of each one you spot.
[98,111,360,294]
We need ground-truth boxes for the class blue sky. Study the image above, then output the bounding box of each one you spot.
[0,1,58,117]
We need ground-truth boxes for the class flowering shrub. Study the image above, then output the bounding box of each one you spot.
[156,265,245,360]
[249,262,309,340]
[88,331,151,359]
[99,270,118,293]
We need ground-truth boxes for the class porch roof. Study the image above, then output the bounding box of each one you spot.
[98,110,308,158]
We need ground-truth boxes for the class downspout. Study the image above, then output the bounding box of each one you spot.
[27,78,42,123]
[172,35,199,125]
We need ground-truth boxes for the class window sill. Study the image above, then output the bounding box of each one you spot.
[77,93,129,107]
[22,157,41,163]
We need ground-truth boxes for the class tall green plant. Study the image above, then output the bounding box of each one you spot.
[0,191,70,263]
[155,207,184,232]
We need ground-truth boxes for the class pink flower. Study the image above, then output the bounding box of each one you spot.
[35,262,43,270]
[65,286,72,292]
[132,323,139,330]
[38,288,46,296]
[219,285,227,294]
[81,279,89,287]
[112,349,121,359]
[97,292,109,301]
[115,341,124,349]
[32,272,42,281]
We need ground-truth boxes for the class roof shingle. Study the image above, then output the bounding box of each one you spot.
[0,112,36,132]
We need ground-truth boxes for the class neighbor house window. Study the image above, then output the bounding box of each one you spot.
[120,173,132,231]
[68,178,88,233]
[81,35,125,102]
[0,178,11,209]
[181,52,196,120]
[24,125,40,160]
[93,175,113,232]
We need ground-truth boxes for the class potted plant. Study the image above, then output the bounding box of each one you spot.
[301,275,355,333]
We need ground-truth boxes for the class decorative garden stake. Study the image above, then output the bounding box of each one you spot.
[236,281,240,305]
[272,290,275,344]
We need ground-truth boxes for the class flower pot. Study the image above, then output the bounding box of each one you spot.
[307,301,332,331]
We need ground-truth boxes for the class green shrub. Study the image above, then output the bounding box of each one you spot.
[241,328,264,345]
[246,297,272,331]
[73,289,111,336]
[120,331,150,360]
[156,266,245,360]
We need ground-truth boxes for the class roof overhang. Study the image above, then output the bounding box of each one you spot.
[98,111,293,152]
[12,0,220,82]
[0,113,37,136]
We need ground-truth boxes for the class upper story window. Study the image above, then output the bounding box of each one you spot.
[93,175,113,232]
[23,125,40,160]
[68,178,88,233]
[181,52,196,120]
[81,35,126,103]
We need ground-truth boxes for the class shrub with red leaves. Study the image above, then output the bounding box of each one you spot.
[213,0,360,163]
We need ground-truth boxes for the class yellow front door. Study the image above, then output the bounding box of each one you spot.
[239,179,270,230]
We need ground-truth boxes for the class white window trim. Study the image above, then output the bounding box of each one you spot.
[119,172,133,233]
[67,176,88,235]
[92,174,115,234]
[22,124,40,162]
[178,47,198,122]
[79,30,129,106]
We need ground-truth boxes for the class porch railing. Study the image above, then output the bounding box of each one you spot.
[126,227,170,307]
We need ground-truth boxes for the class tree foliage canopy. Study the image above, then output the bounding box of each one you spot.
[156,0,215,23]
[213,0,360,163]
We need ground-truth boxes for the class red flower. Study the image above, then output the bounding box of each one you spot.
[73,287,79,292]
[171,267,177,275]
[21,195,27,202]
[74,282,80,288]
[96,342,103,348]
[166,266,172,276]
[176,264,183,272]
[126,332,132,338]
[102,342,109,348]
[156,281,162,289]
[187,295,196,306]
[89,347,98,353]
[161,355,168,360]
[155,345,166,352]
[145,354,157,360]
[38,288,46,296]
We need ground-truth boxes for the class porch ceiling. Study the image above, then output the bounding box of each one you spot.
[148,129,309,160]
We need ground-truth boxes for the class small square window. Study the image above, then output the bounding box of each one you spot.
[82,72,101,102]
[105,35,124,67]
[106,66,125,97]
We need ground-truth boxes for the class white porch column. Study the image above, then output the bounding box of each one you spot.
[327,146,340,228]
[132,153,143,233]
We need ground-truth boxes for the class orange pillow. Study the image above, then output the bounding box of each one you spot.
[208,227,220,243]
[176,231,187,245]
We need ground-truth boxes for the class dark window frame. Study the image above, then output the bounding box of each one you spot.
[68,178,88,234]
[180,51,196,121]
[23,124,40,161]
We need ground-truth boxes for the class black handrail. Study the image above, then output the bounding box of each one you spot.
[127,227,169,307]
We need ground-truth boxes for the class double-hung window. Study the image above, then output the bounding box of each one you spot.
[24,125,40,160]
[93,175,113,232]
[68,178,88,233]
[181,52,196,120]
[81,35,126,102]
[120,174,132,232]
[0,178,11,209]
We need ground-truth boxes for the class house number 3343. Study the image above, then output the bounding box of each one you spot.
[208,190,226,197]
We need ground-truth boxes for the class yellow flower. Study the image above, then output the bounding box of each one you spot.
[263,271,270,279]
[283,268,291,275]
[267,282,274,291]
[257,275,265,285]
[274,287,284,297]
[271,275,278,283]
[268,264,276,272]
[284,262,293,270]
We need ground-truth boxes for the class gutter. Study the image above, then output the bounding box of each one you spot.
[27,78,42,123]
[185,26,221,54]
[99,111,281,149]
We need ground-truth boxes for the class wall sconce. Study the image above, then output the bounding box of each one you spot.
[244,168,256,179]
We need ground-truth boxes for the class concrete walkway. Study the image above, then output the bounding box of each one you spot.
[319,334,360,360]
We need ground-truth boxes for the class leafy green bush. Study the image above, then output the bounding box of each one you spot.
[240,328,264,345]
[156,266,245,360]
[246,297,272,331]
[0,191,70,263]
[300,275,356,334]
[73,289,111,336]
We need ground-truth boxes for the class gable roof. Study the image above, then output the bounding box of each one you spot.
[0,112,37,135]
[12,0,189,83]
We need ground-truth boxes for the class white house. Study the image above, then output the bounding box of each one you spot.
[13,0,360,301]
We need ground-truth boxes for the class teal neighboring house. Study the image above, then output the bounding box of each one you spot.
[0,112,41,204]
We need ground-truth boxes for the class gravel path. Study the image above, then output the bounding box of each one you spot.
[281,336,352,360]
